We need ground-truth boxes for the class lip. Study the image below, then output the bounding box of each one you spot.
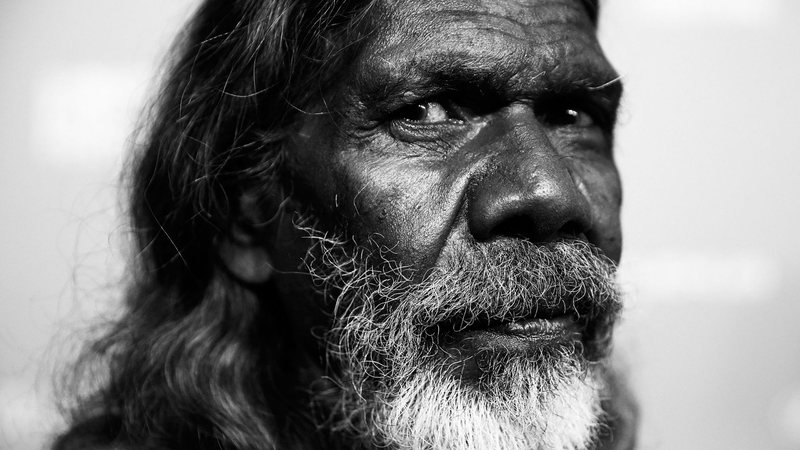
[502,316,581,339]
[441,316,584,355]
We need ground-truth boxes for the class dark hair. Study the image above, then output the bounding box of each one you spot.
[55,1,377,449]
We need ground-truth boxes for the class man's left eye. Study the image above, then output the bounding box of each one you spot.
[394,101,459,124]
[538,106,597,128]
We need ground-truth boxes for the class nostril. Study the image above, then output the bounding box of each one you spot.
[488,215,588,243]
[490,215,536,240]
[559,220,589,240]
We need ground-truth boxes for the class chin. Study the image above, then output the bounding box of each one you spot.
[348,342,609,450]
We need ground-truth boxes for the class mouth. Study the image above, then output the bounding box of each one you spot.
[426,310,596,385]
[441,315,583,352]
[431,305,607,360]
[503,315,582,341]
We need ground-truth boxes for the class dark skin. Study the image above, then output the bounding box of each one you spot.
[250,0,622,381]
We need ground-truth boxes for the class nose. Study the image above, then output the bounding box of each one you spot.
[467,112,593,243]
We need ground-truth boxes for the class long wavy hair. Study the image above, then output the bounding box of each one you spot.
[54,1,613,449]
[55,1,378,448]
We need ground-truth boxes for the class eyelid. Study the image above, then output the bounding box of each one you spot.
[386,97,474,143]
[390,97,467,124]
[535,94,616,131]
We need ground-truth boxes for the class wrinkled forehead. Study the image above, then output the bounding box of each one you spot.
[348,0,612,99]
[376,0,597,26]
[367,0,599,48]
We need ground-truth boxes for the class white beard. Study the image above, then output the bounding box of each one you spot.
[299,220,620,450]
[375,358,604,450]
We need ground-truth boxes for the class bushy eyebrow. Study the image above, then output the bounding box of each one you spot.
[354,50,623,112]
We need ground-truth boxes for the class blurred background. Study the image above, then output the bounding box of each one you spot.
[1,0,798,448]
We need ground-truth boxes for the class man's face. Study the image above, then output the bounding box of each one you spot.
[271,0,622,447]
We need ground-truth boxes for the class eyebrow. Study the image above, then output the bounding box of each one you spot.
[355,50,623,111]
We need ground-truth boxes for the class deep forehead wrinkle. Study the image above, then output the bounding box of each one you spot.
[363,0,602,75]
[354,0,613,102]
[413,9,592,47]
[379,0,594,41]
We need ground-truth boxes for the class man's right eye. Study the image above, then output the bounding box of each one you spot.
[394,101,460,124]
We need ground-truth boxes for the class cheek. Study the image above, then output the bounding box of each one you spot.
[573,158,622,259]
[334,154,453,269]
[581,163,621,211]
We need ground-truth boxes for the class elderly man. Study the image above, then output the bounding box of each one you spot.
[56,0,636,448]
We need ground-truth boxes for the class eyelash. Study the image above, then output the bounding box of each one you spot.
[390,96,611,132]
[392,98,467,125]
[535,96,612,131]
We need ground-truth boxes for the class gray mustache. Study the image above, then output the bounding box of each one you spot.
[365,239,622,331]
[309,236,622,365]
